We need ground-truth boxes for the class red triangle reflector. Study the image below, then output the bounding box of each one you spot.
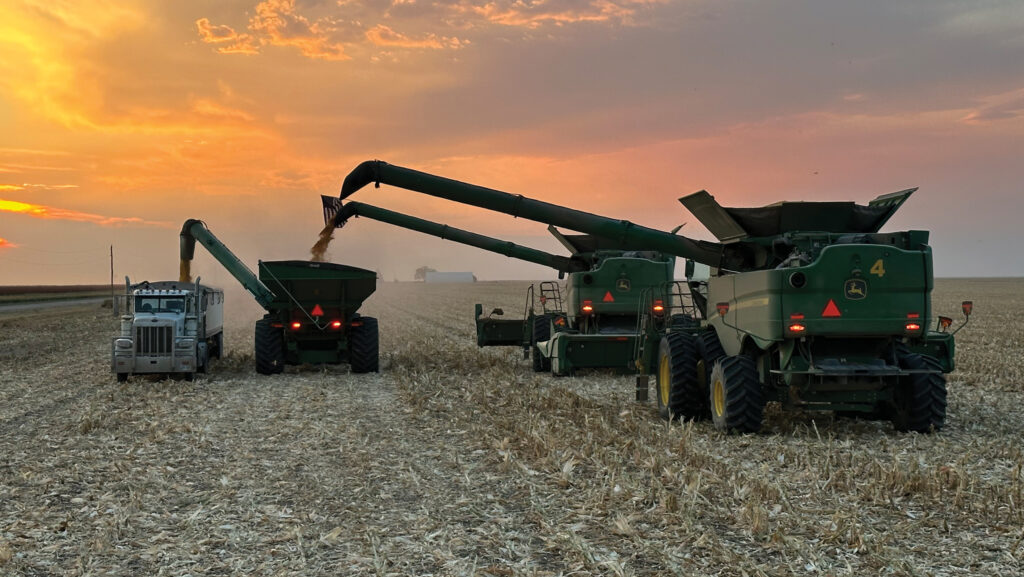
[311,304,324,317]
[602,291,615,302]
[822,299,841,318]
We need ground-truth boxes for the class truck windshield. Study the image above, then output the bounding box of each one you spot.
[136,297,186,313]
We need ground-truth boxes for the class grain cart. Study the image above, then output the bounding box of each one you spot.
[179,219,379,374]
[321,198,680,376]
[112,279,224,382]
[327,160,968,433]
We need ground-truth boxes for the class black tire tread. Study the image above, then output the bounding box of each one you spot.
[711,355,764,433]
[892,352,946,433]
[254,316,285,375]
[349,316,380,374]
[656,332,701,421]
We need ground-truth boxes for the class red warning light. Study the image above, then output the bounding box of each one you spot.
[311,304,324,317]
[330,320,342,329]
[652,299,665,315]
[582,300,594,314]
[822,299,842,318]
[290,321,302,330]
[716,302,730,316]
[905,322,922,332]
[602,291,615,303]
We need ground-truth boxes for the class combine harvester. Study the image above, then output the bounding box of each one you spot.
[324,160,970,433]
[179,219,379,374]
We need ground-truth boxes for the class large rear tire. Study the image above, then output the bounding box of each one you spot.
[891,352,946,433]
[531,314,552,373]
[710,355,764,433]
[655,332,701,421]
[349,316,380,374]
[254,316,285,375]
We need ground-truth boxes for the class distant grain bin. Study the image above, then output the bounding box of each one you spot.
[424,271,477,283]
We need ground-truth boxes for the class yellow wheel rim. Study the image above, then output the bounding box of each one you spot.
[712,375,725,417]
[658,353,671,407]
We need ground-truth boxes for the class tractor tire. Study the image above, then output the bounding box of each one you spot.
[349,316,380,374]
[532,314,552,373]
[891,352,946,433]
[696,330,726,406]
[710,355,764,433]
[655,332,700,421]
[254,316,285,375]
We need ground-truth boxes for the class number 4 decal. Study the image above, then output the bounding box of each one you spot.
[870,259,885,277]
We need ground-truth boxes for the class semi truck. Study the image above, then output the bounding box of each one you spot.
[112,279,224,382]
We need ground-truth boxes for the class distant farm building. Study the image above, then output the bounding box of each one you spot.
[424,271,477,283]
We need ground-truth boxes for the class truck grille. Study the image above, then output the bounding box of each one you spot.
[136,326,172,355]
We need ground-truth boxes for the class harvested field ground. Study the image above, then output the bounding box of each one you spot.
[0,278,1021,576]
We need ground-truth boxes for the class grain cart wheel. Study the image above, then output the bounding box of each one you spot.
[709,355,764,433]
[532,314,552,373]
[349,316,380,374]
[254,315,285,375]
[655,332,700,421]
[891,352,946,433]
[116,373,129,383]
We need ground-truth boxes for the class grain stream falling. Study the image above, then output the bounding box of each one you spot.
[310,224,334,263]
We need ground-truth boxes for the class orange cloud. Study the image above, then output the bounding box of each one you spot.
[451,0,654,29]
[197,0,350,61]
[0,237,16,249]
[195,17,260,55]
[365,25,466,49]
[0,184,23,191]
[0,199,171,228]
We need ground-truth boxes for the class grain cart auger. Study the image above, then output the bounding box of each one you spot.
[328,160,970,434]
[179,219,380,374]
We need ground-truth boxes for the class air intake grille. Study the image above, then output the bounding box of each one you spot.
[136,326,172,355]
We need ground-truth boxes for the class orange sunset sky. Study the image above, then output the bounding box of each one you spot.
[1,0,1022,286]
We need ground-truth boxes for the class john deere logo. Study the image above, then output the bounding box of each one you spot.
[845,279,867,300]
[616,279,631,291]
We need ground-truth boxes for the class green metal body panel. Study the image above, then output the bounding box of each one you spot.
[565,256,673,317]
[541,332,639,376]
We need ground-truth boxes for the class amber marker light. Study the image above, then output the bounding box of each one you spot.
[291,321,302,330]
[581,300,594,314]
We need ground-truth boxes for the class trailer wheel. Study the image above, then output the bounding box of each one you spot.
[655,332,700,421]
[349,316,379,374]
[531,314,552,373]
[254,316,285,375]
[891,352,946,433]
[710,355,764,433]
[116,373,128,383]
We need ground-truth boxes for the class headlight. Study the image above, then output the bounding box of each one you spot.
[115,339,133,349]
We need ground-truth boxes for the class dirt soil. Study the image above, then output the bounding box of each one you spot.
[0,279,1021,576]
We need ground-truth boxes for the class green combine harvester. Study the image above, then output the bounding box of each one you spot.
[325,160,970,433]
[180,219,379,374]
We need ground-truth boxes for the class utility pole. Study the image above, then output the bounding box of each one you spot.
[110,245,115,315]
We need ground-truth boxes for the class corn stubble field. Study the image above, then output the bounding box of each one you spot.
[0,278,1022,576]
